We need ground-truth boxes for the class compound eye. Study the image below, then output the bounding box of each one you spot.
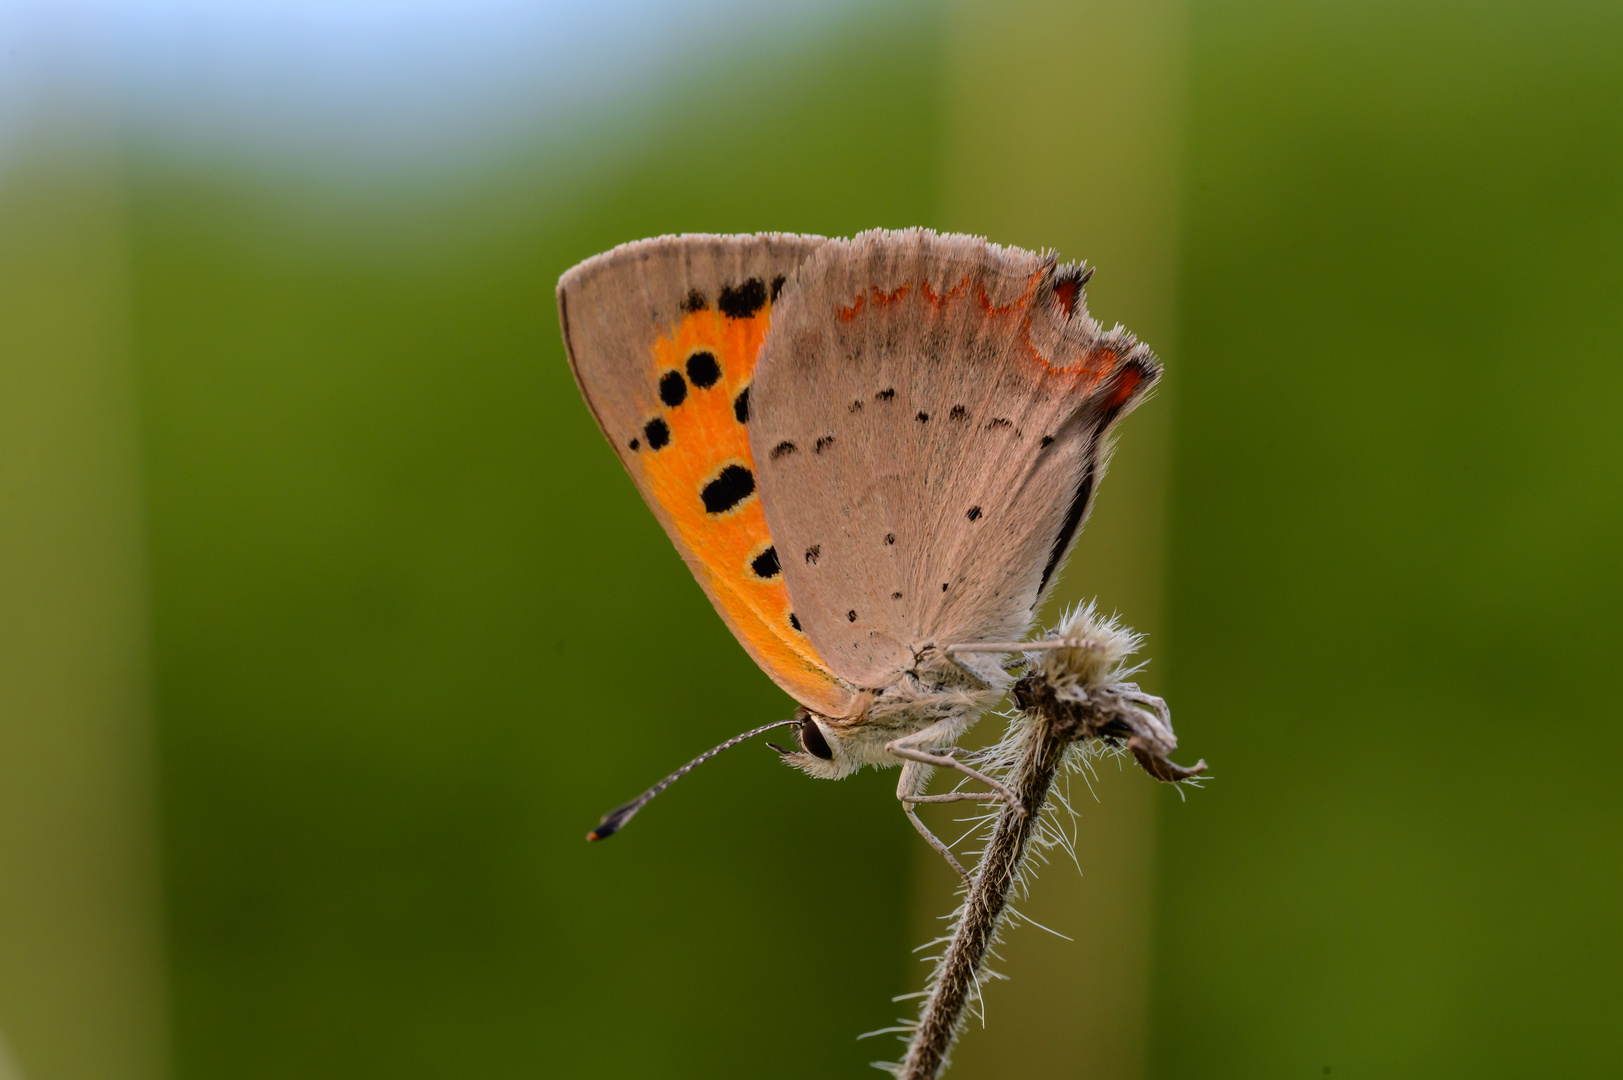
[796,717,834,760]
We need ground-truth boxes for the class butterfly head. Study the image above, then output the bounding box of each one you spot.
[769,708,868,780]
[770,677,996,780]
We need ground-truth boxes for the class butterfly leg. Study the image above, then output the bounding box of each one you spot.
[940,649,996,689]
[897,760,975,886]
[886,730,1022,813]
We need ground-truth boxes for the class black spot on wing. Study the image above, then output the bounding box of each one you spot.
[949,405,967,421]
[733,387,750,423]
[701,464,755,514]
[770,440,796,460]
[643,418,670,450]
[789,612,802,632]
[891,591,903,600]
[681,289,707,313]
[884,533,895,545]
[967,506,982,521]
[628,437,640,451]
[1041,435,1054,448]
[848,399,863,413]
[750,546,780,579]
[659,370,687,406]
[719,278,767,318]
[916,411,930,423]
[805,545,820,565]
[814,435,835,454]
[875,388,895,402]
[847,610,857,622]
[985,417,1013,431]
[686,351,721,388]
[770,275,787,302]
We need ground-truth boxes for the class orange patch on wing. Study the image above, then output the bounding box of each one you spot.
[1103,364,1144,411]
[637,307,843,709]
[1052,278,1080,316]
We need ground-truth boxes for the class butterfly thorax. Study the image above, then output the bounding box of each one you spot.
[778,647,1011,780]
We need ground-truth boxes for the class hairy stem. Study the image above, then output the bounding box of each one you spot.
[893,605,1203,1078]
[897,710,1068,1080]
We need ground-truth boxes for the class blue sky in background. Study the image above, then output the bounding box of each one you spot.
[0,0,853,167]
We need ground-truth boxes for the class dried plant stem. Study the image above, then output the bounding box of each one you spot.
[888,604,1204,1078]
[897,709,1068,1080]
[894,603,1205,1079]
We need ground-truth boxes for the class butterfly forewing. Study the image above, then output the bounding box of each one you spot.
[557,234,860,717]
[748,229,1159,689]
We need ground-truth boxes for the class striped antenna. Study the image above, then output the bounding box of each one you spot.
[586,719,799,841]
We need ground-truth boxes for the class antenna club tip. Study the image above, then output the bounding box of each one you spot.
[585,718,796,845]
[587,816,624,842]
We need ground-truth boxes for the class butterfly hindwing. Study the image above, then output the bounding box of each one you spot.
[557,234,860,717]
[749,229,1158,689]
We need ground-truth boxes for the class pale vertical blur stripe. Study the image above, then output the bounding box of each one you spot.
[916,0,1186,1076]
[0,133,170,1079]
[0,1031,23,1079]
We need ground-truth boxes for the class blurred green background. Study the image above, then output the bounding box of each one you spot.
[1,1,1618,1078]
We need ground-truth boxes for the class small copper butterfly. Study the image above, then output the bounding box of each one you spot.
[557,229,1157,874]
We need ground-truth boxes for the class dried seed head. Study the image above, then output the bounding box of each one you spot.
[1038,601,1143,693]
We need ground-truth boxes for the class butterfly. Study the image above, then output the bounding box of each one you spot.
[557,228,1157,879]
